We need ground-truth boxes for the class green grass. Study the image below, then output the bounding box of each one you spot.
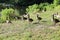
[0,10,60,40]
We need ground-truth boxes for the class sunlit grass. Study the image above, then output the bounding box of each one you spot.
[0,10,60,40]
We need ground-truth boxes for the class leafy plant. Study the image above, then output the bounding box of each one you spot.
[26,4,39,14]
[54,0,60,6]
[38,3,49,11]
[45,4,55,11]
[0,8,19,22]
[54,5,60,10]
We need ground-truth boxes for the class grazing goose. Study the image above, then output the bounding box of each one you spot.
[36,13,42,23]
[52,14,60,25]
[27,14,33,23]
[22,14,28,20]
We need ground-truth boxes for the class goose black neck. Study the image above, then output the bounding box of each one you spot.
[52,14,55,20]
[37,14,39,18]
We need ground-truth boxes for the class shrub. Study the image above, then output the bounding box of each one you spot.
[53,0,60,6]
[38,3,49,11]
[0,8,19,22]
[54,5,60,11]
[26,4,39,14]
[45,4,55,11]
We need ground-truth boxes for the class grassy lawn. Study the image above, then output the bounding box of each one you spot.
[0,10,60,40]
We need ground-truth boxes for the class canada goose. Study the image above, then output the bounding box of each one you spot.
[27,14,33,23]
[22,14,28,20]
[15,16,21,20]
[6,20,11,23]
[36,13,42,23]
[55,12,60,18]
[52,14,60,25]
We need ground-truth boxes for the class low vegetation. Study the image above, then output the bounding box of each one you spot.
[0,8,60,40]
[0,0,60,40]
